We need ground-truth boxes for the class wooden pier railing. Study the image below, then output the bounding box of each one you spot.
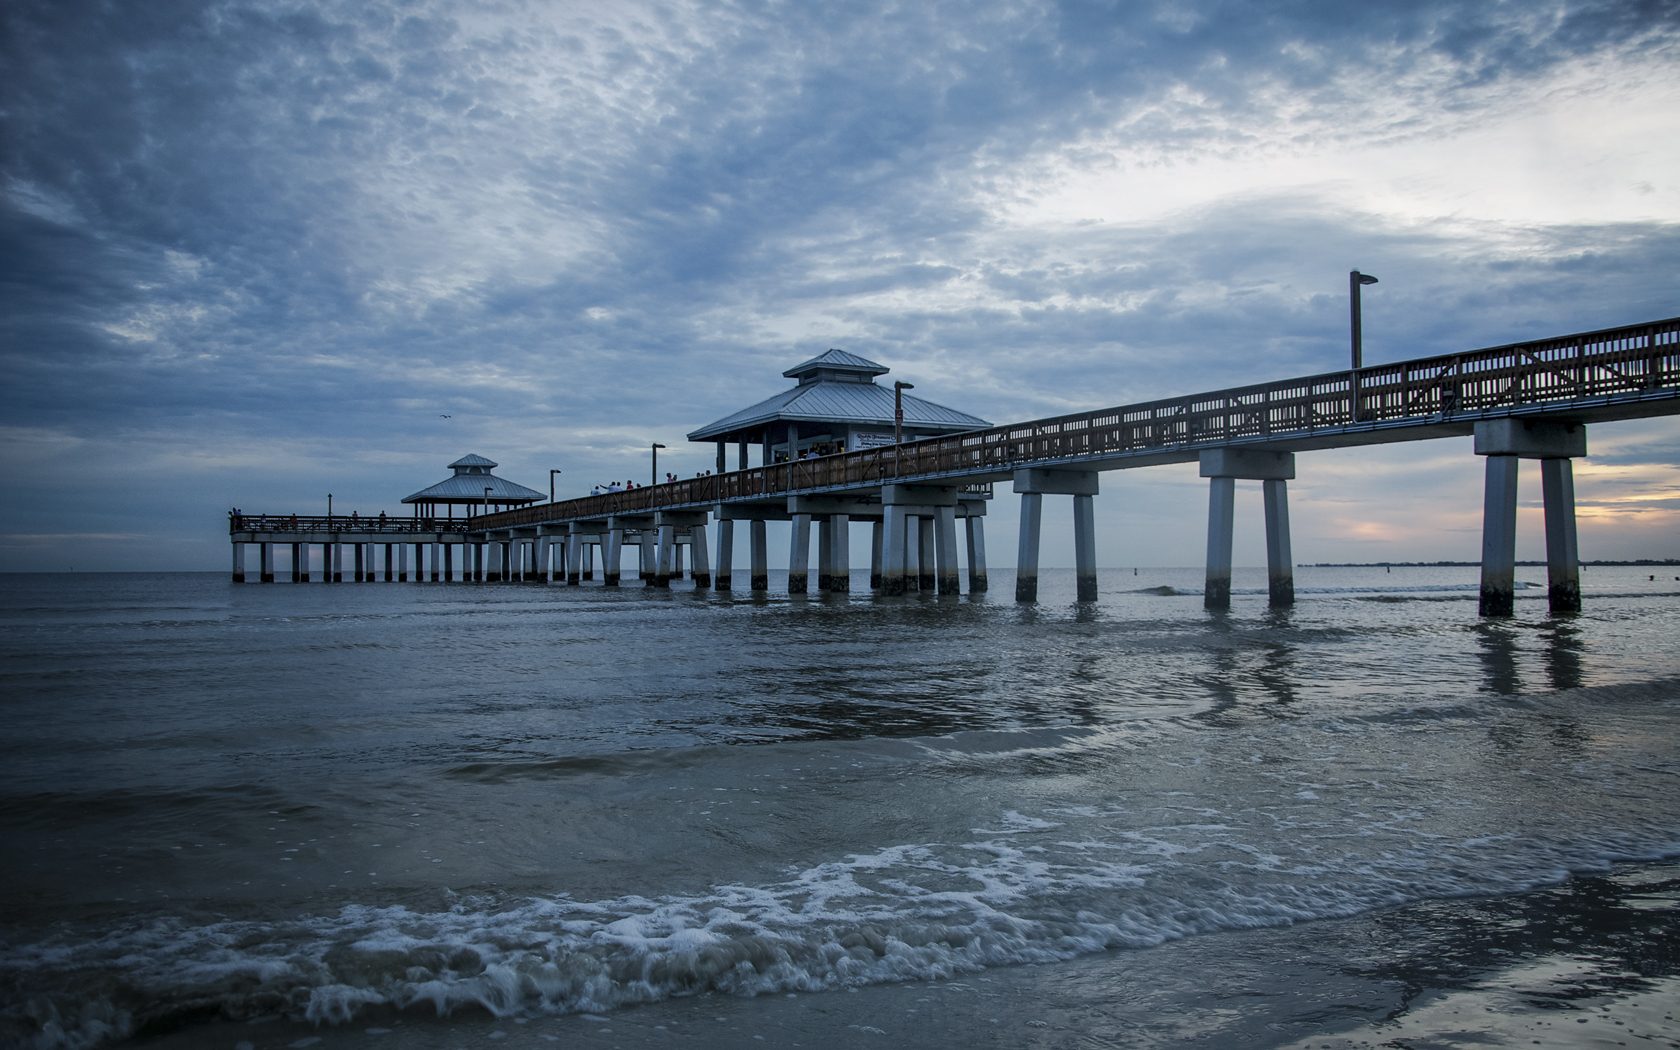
[228,514,476,534]
[235,315,1678,536]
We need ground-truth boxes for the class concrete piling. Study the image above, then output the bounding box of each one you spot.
[1473,419,1587,618]
[788,513,811,593]
[870,521,883,590]
[690,524,711,587]
[816,517,834,592]
[750,519,768,591]
[604,527,624,586]
[716,519,734,590]
[655,525,675,587]
[1262,479,1293,607]
[1016,492,1042,603]
[1204,476,1236,610]
[1478,455,1520,617]
[916,516,936,592]
[1072,495,1096,602]
[965,517,987,593]
[882,504,910,595]
[935,505,960,595]
[831,514,850,592]
[1541,458,1581,614]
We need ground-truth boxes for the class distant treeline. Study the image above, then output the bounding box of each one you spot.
[1306,560,1680,567]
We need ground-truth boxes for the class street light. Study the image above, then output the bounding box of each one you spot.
[894,382,915,445]
[327,493,332,523]
[1350,270,1379,369]
[550,469,562,504]
[651,443,666,488]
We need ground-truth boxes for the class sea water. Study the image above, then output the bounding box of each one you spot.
[2,566,1678,1049]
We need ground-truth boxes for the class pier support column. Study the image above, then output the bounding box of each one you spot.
[443,543,454,582]
[881,504,910,595]
[331,542,343,583]
[382,544,392,582]
[715,519,734,590]
[1204,477,1236,610]
[750,519,768,591]
[551,537,565,582]
[582,540,594,581]
[1473,419,1587,618]
[1262,479,1294,607]
[604,527,624,586]
[965,516,988,593]
[1542,459,1581,613]
[870,521,883,590]
[354,543,365,582]
[292,543,303,583]
[788,514,811,593]
[690,524,711,588]
[257,542,272,583]
[935,506,960,595]
[426,543,436,582]
[1016,493,1042,603]
[397,543,408,582]
[232,542,245,583]
[1197,450,1296,611]
[816,518,834,592]
[1013,469,1100,603]
[655,525,675,587]
[565,531,581,585]
[830,515,850,592]
[1478,456,1519,617]
[916,517,936,592]
[1072,495,1097,601]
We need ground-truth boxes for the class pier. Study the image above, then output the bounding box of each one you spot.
[230,316,1679,616]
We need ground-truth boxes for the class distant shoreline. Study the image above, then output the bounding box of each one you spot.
[1307,560,1680,567]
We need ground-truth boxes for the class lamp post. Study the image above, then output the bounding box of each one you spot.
[1349,270,1379,369]
[327,494,332,523]
[894,382,914,445]
[651,443,666,488]
[550,469,562,504]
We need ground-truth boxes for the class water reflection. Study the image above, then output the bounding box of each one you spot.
[1543,619,1584,692]
[1475,623,1522,696]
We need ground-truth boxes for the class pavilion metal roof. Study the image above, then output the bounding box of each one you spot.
[688,381,990,441]
[402,472,544,505]
[782,348,889,379]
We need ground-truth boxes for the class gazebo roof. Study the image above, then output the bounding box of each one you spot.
[688,351,989,442]
[402,454,544,505]
[782,348,890,381]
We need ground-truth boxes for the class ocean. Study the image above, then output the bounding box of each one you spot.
[2,565,1678,1050]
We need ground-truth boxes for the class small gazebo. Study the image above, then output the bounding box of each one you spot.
[402,454,545,519]
[687,349,990,470]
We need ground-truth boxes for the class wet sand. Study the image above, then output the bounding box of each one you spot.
[126,862,1679,1050]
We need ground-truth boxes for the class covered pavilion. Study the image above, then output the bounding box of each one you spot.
[687,349,990,471]
[402,454,544,519]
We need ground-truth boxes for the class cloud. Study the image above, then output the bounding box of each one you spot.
[2,0,1677,568]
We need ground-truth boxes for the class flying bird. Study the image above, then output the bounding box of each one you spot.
[440,414,451,418]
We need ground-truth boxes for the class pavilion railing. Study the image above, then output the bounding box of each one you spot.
[236,316,1678,536]
[229,514,478,534]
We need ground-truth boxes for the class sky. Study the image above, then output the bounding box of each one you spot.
[3,0,1678,571]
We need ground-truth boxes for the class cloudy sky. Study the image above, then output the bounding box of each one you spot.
[4,0,1678,571]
